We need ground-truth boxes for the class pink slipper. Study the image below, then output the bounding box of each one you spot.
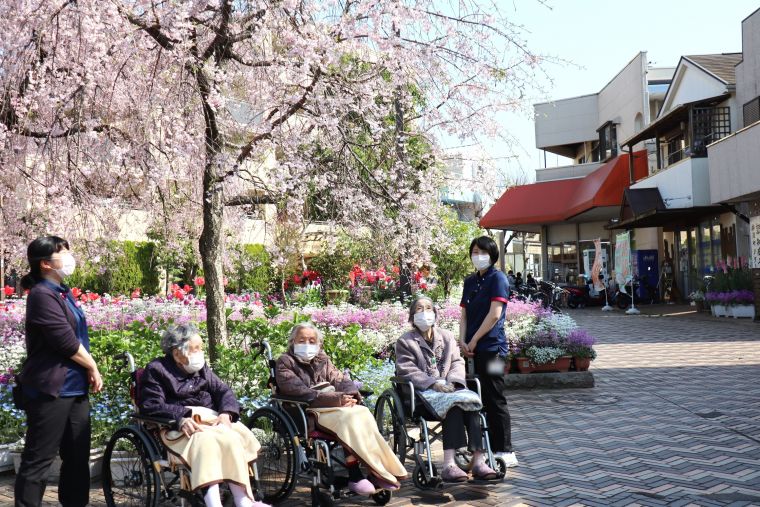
[348,479,376,495]
[370,476,400,491]
[471,463,500,480]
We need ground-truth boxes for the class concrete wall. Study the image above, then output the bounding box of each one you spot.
[708,121,760,203]
[535,94,599,149]
[547,223,577,243]
[661,61,728,114]
[578,222,610,241]
[631,157,711,208]
[598,52,649,148]
[736,8,760,123]
[535,162,600,182]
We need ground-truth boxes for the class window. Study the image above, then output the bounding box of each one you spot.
[666,133,685,165]
[691,106,730,156]
[597,121,617,161]
[744,96,760,128]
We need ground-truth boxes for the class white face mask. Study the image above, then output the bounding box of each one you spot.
[55,253,77,278]
[182,351,205,374]
[294,343,320,362]
[413,310,436,332]
[471,253,492,271]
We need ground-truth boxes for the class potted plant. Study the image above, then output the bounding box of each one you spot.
[516,346,571,373]
[730,289,755,319]
[688,290,705,312]
[564,329,597,372]
[706,291,728,317]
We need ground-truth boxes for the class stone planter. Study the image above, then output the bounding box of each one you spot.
[516,356,572,374]
[12,447,104,481]
[0,443,15,472]
[712,304,728,317]
[731,304,756,319]
[573,357,592,372]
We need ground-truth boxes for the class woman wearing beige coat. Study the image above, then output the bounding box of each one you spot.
[275,323,407,496]
[395,296,499,482]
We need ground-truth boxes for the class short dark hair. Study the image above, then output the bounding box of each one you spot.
[21,236,70,290]
[469,236,499,265]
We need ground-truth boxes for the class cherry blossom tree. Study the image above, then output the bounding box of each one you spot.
[0,0,546,361]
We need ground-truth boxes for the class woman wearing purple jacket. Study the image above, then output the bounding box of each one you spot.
[140,324,268,507]
[15,236,102,507]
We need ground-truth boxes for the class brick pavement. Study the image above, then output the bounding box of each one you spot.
[2,305,759,506]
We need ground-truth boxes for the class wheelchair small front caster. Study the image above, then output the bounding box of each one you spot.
[371,489,392,505]
[494,456,507,475]
[413,462,441,489]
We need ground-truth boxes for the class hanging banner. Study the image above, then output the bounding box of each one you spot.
[591,238,604,291]
[750,215,760,269]
[615,232,632,293]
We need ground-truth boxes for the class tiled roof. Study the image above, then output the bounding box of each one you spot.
[684,53,743,84]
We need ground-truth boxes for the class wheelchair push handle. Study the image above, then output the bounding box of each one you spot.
[114,351,136,374]
[248,340,273,361]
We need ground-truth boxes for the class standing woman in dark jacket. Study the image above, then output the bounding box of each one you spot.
[459,236,518,468]
[14,236,103,507]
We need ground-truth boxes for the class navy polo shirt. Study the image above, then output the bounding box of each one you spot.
[460,266,509,356]
[41,279,90,397]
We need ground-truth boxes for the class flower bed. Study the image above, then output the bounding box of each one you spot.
[0,295,597,449]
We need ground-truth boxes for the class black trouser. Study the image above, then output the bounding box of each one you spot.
[441,406,482,451]
[473,352,512,452]
[14,394,91,507]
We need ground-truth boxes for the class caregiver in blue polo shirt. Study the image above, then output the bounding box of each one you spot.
[459,236,517,468]
[15,236,103,507]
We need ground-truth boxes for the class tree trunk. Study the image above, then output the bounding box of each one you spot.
[199,152,226,367]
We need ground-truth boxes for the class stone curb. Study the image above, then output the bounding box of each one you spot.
[504,371,595,389]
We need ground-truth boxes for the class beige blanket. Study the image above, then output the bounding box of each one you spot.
[309,405,407,486]
[162,407,260,498]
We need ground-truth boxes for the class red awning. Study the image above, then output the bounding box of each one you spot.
[480,151,648,231]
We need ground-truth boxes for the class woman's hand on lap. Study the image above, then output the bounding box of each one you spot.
[216,413,233,428]
[181,418,204,437]
[341,394,357,407]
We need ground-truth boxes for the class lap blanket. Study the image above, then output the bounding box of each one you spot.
[161,406,260,498]
[417,388,482,419]
[308,405,407,486]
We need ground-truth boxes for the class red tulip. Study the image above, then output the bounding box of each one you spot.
[88,292,100,301]
[131,288,141,299]
[3,286,14,296]
[183,284,191,294]
[194,276,205,286]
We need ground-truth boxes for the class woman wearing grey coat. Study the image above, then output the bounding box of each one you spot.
[395,296,499,482]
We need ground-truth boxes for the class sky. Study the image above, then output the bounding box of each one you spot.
[445,0,760,185]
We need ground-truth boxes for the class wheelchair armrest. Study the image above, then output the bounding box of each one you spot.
[270,394,311,406]
[133,413,176,427]
[359,389,373,398]
[389,377,417,416]
[390,376,412,385]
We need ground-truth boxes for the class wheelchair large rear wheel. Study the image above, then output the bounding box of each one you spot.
[102,426,160,507]
[248,405,298,504]
[374,389,406,464]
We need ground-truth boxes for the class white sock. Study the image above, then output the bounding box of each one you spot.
[472,450,486,467]
[443,448,456,468]
[204,484,223,507]
[229,482,255,507]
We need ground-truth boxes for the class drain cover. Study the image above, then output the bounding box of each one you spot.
[552,394,619,405]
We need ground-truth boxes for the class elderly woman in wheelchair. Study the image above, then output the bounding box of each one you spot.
[386,296,503,485]
[138,324,269,507]
[275,322,408,497]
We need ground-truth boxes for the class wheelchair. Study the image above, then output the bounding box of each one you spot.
[101,352,261,507]
[246,340,393,507]
[373,374,506,490]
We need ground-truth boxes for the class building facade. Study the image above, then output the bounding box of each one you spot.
[481,52,673,285]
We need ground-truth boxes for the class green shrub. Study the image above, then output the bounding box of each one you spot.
[68,241,159,295]
[228,244,275,294]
